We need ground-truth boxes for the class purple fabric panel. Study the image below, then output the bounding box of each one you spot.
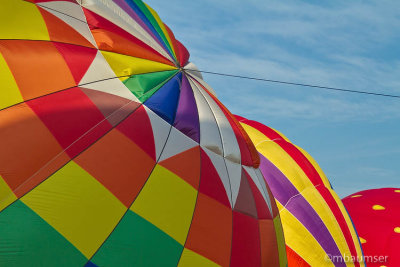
[286,194,346,266]
[259,153,298,205]
[173,74,200,143]
[259,153,345,265]
[113,0,165,49]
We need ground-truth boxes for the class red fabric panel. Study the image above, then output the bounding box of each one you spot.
[28,87,112,158]
[116,105,156,161]
[83,8,173,66]
[231,211,261,267]
[198,148,231,208]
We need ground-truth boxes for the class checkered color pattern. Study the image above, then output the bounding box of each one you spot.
[0,1,287,266]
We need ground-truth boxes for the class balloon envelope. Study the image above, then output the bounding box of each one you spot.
[343,188,400,267]
[237,116,365,267]
[0,1,286,266]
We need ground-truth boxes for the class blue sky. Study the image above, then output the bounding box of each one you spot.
[147,0,400,197]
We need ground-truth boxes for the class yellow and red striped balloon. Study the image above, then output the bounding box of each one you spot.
[237,116,365,267]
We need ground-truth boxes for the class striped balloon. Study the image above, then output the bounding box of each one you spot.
[237,116,365,267]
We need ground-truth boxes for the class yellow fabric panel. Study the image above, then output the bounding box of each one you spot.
[276,200,285,211]
[0,1,49,40]
[0,175,17,212]
[300,188,355,267]
[243,122,361,265]
[330,191,366,266]
[254,140,353,263]
[0,52,23,110]
[295,145,332,188]
[144,3,177,59]
[101,51,177,81]
[269,126,291,142]
[280,207,335,267]
[178,248,220,267]
[256,141,311,193]
[130,165,197,245]
[241,124,276,147]
[21,161,126,258]
[273,215,288,267]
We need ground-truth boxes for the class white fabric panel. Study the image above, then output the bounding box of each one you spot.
[203,147,233,208]
[191,77,241,165]
[224,160,242,207]
[79,51,137,101]
[38,1,97,47]
[184,62,203,80]
[79,0,173,62]
[188,78,223,156]
[248,167,274,215]
[159,126,198,162]
[144,106,172,161]
[188,74,217,97]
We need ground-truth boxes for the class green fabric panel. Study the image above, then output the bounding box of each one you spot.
[131,0,175,57]
[0,201,87,267]
[123,70,178,102]
[92,210,183,266]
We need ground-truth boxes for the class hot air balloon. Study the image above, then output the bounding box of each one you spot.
[0,1,287,266]
[236,116,365,267]
[343,188,400,267]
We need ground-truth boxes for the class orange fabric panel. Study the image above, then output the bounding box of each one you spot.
[259,219,280,267]
[91,30,174,66]
[287,246,311,267]
[0,40,76,101]
[159,146,201,189]
[0,103,70,198]
[75,129,156,208]
[186,193,232,267]
[39,7,94,48]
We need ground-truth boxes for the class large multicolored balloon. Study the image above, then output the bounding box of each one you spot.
[237,116,365,267]
[0,1,287,266]
[343,188,400,267]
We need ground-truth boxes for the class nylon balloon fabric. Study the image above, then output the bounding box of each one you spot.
[343,188,400,267]
[236,116,365,267]
[0,1,287,266]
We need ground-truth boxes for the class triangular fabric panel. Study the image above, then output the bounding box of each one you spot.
[116,105,156,160]
[188,78,223,156]
[225,160,242,207]
[81,0,173,62]
[53,42,97,84]
[246,170,273,219]
[81,87,140,127]
[200,148,231,208]
[144,72,182,125]
[79,51,137,101]
[144,106,172,160]
[127,0,174,59]
[243,165,273,215]
[159,146,201,189]
[27,87,113,158]
[174,74,200,143]
[123,70,178,102]
[38,1,97,46]
[82,8,173,66]
[38,7,94,48]
[101,50,176,81]
[158,126,198,162]
[233,169,258,218]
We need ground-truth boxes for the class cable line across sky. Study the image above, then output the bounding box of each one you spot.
[185,69,400,99]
